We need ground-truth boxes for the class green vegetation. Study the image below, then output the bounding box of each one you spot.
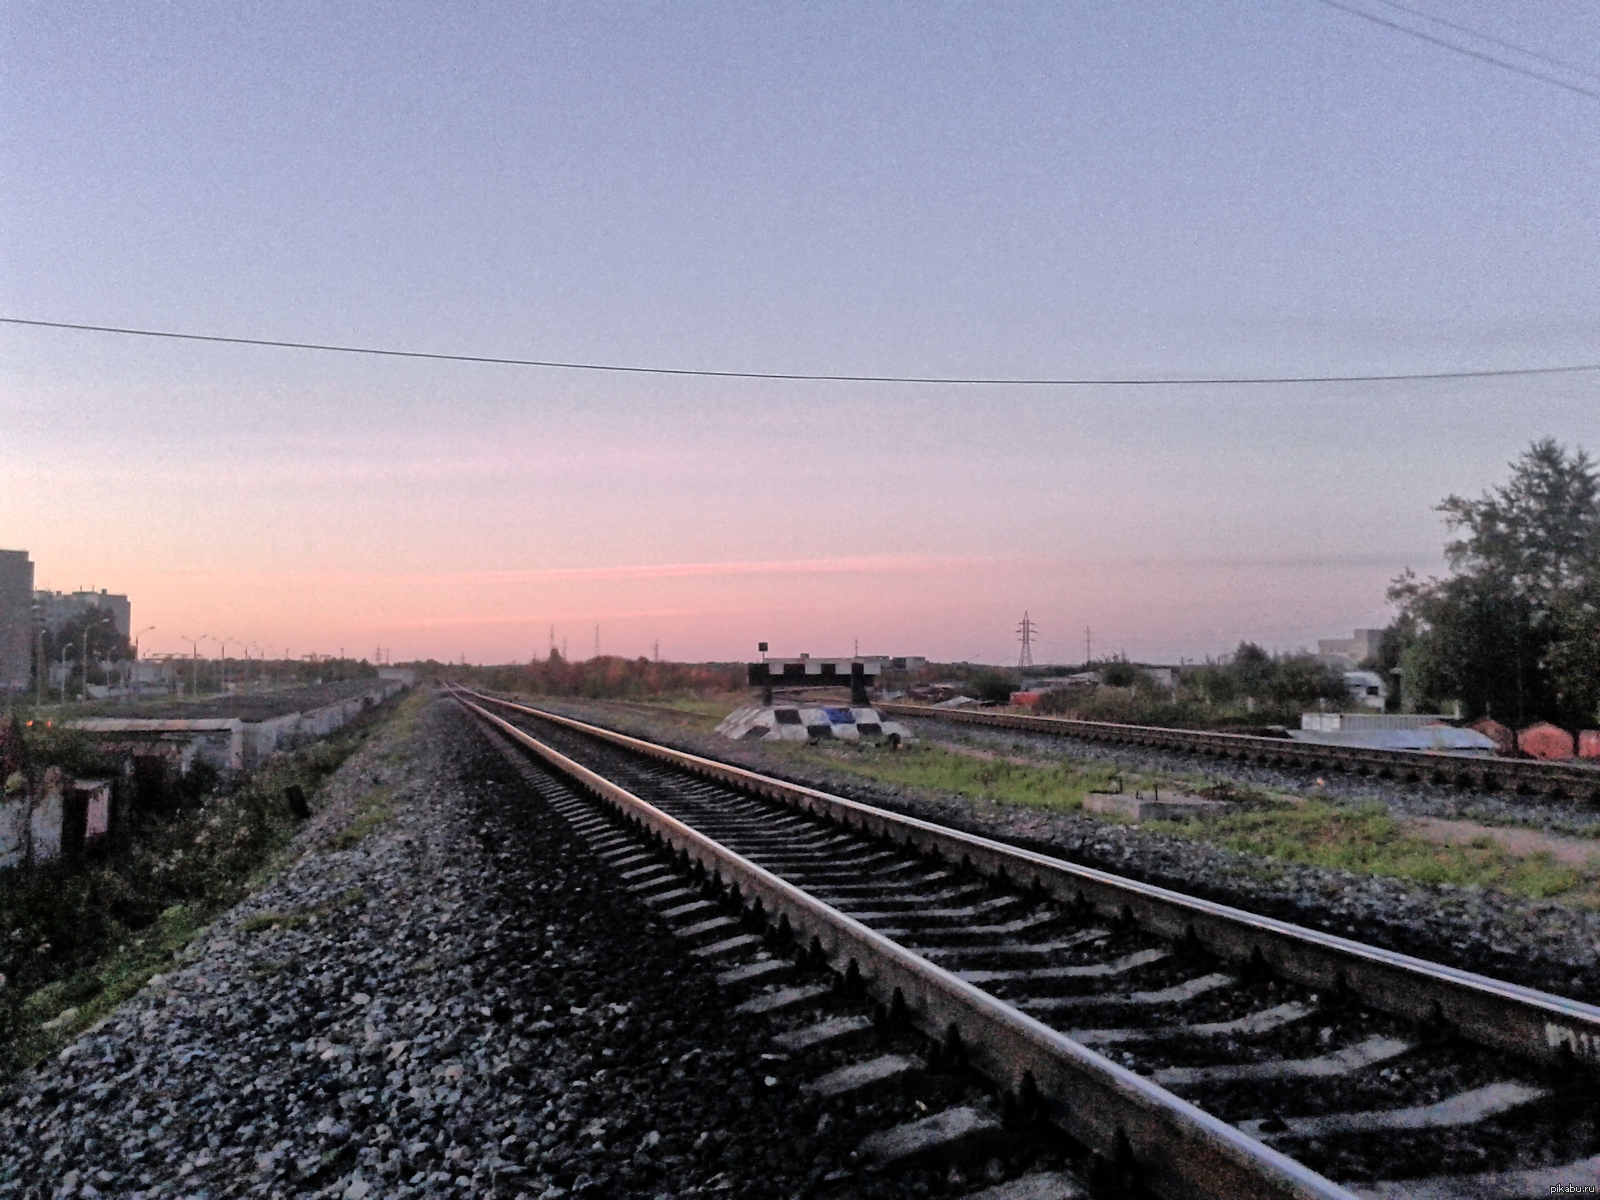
[237,887,368,936]
[795,742,1124,811]
[785,739,1593,904]
[1034,645,1348,728]
[1148,802,1591,901]
[0,689,418,1079]
[326,786,395,851]
[1388,438,1600,728]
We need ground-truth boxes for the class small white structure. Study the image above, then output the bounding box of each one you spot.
[1343,670,1387,710]
[716,705,914,744]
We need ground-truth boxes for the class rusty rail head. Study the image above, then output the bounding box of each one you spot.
[461,689,1600,1074]
[453,689,1359,1200]
[875,701,1600,800]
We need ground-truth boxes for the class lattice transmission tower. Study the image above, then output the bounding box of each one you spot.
[1017,611,1037,669]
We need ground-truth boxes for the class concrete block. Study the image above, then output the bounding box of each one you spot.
[1083,792,1232,822]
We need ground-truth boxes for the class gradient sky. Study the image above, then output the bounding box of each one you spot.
[3,3,1597,665]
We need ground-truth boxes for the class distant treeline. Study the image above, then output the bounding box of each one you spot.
[425,653,745,699]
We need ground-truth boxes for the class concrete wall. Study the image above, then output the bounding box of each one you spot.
[0,797,27,870]
[0,774,112,869]
[2,680,409,873]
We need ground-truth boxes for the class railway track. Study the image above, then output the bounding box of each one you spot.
[877,702,1600,802]
[452,687,1600,1198]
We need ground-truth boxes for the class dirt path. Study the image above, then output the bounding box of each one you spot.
[1404,816,1600,867]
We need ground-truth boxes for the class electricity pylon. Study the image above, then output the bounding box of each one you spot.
[1017,612,1037,669]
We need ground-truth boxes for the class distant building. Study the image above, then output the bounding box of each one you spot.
[0,550,34,694]
[1317,629,1384,667]
[34,588,132,639]
[1144,666,1180,690]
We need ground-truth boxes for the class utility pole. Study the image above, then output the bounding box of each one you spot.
[594,626,600,660]
[181,634,206,696]
[653,640,659,662]
[549,625,555,657]
[1084,626,1093,666]
[1017,612,1036,669]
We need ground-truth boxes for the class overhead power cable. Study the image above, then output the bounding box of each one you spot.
[1315,0,1600,103]
[1374,0,1600,84]
[3,315,1598,386]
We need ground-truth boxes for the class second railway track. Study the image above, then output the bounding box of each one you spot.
[452,687,1600,1199]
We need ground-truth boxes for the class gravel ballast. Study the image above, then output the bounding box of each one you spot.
[1,696,1037,1200]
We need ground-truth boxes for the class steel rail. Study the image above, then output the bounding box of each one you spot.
[877,702,1600,799]
[463,689,1600,1074]
[452,688,1357,1200]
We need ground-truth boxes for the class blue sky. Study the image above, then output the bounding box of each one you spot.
[3,3,1597,664]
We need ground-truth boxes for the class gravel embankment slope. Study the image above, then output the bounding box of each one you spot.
[0,697,956,1200]
[529,698,1600,1005]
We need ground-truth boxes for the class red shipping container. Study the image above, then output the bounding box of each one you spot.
[1517,722,1575,761]
[1010,692,1043,708]
[1580,730,1600,760]
[1470,717,1515,755]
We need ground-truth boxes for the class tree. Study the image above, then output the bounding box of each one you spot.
[1389,439,1600,726]
[968,671,1017,705]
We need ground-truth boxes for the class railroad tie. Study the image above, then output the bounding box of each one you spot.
[733,982,832,1015]
[803,1053,920,1098]
[855,1105,1004,1166]
[1019,971,1234,1012]
[1237,1080,1549,1140]
[771,1014,873,1053]
[1070,999,1313,1047]
[961,1172,1086,1200]
[689,933,764,959]
[956,947,1167,984]
[715,958,792,987]
[1154,1034,1413,1088]
[1351,1153,1600,1200]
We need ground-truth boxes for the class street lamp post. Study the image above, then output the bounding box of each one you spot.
[130,625,155,695]
[79,616,110,702]
[211,636,235,691]
[180,635,207,696]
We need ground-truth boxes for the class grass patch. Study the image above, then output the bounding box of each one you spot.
[792,742,1126,812]
[792,740,1591,904]
[326,785,395,851]
[0,689,420,1080]
[1146,802,1592,901]
[238,887,368,935]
